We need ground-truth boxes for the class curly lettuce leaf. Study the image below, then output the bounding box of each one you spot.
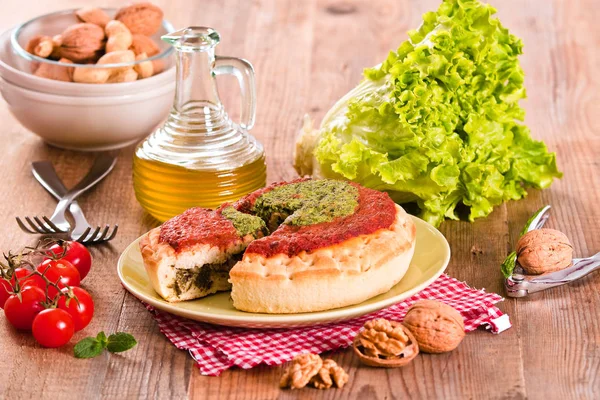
[310,0,561,226]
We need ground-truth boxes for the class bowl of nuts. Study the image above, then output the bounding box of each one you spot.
[0,3,177,150]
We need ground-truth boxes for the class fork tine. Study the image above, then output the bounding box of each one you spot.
[16,217,37,234]
[96,225,111,242]
[82,226,101,244]
[70,223,120,244]
[42,216,67,233]
[25,216,45,234]
[33,216,52,234]
[74,227,92,243]
[23,217,39,233]
[106,225,119,241]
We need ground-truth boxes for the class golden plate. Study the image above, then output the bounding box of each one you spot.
[117,216,450,328]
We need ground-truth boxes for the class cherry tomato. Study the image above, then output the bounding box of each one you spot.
[0,279,12,309]
[4,286,46,330]
[19,274,46,292]
[32,308,74,348]
[0,268,33,309]
[57,287,94,331]
[0,268,46,308]
[37,259,80,298]
[13,268,30,282]
[48,241,92,281]
[12,268,46,292]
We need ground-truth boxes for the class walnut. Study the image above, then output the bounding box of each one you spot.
[130,34,160,56]
[402,300,465,353]
[279,353,322,389]
[34,58,73,82]
[115,2,164,36]
[59,23,105,63]
[310,359,349,389]
[516,228,573,275]
[352,318,419,367]
[75,7,111,28]
[280,354,349,390]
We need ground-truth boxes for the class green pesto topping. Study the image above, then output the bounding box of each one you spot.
[221,206,267,237]
[252,180,359,227]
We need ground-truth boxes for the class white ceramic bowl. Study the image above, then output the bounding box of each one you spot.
[0,9,178,150]
[0,77,174,151]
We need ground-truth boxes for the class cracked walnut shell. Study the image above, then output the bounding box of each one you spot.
[403,300,465,354]
[353,318,419,367]
[516,228,573,275]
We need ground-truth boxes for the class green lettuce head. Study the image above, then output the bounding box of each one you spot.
[294,0,561,227]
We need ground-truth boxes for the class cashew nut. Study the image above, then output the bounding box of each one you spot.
[134,52,154,79]
[105,20,132,53]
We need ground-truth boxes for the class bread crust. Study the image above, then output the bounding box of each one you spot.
[229,205,416,313]
[139,227,165,298]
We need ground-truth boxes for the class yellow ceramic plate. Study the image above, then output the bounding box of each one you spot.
[117,216,450,328]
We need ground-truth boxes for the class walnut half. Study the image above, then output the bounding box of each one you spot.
[352,318,419,367]
[279,353,322,389]
[280,354,348,390]
[310,359,349,390]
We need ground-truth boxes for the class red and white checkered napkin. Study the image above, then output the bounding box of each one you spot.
[144,274,511,376]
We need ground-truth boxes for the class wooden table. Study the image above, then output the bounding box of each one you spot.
[0,0,598,398]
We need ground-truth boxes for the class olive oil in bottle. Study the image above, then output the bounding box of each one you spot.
[132,27,266,222]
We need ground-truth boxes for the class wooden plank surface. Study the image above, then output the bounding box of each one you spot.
[0,0,598,399]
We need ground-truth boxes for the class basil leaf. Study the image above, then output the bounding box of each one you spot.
[74,338,105,359]
[106,332,137,353]
[501,251,517,278]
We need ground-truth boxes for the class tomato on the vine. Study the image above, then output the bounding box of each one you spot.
[48,241,92,281]
[12,267,46,292]
[0,268,32,308]
[32,308,74,348]
[19,274,46,292]
[37,259,80,298]
[57,287,94,331]
[0,279,12,309]
[4,286,46,330]
[12,267,30,282]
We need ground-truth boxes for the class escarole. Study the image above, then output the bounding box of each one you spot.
[294,0,561,227]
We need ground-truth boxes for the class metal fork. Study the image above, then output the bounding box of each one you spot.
[16,154,118,243]
[31,159,119,243]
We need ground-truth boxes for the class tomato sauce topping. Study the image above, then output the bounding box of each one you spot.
[244,184,396,258]
[159,207,239,252]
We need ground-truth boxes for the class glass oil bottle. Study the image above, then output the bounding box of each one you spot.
[133,27,266,222]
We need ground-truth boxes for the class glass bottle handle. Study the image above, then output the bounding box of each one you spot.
[214,56,256,130]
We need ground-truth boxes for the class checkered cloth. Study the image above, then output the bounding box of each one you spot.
[144,274,510,376]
